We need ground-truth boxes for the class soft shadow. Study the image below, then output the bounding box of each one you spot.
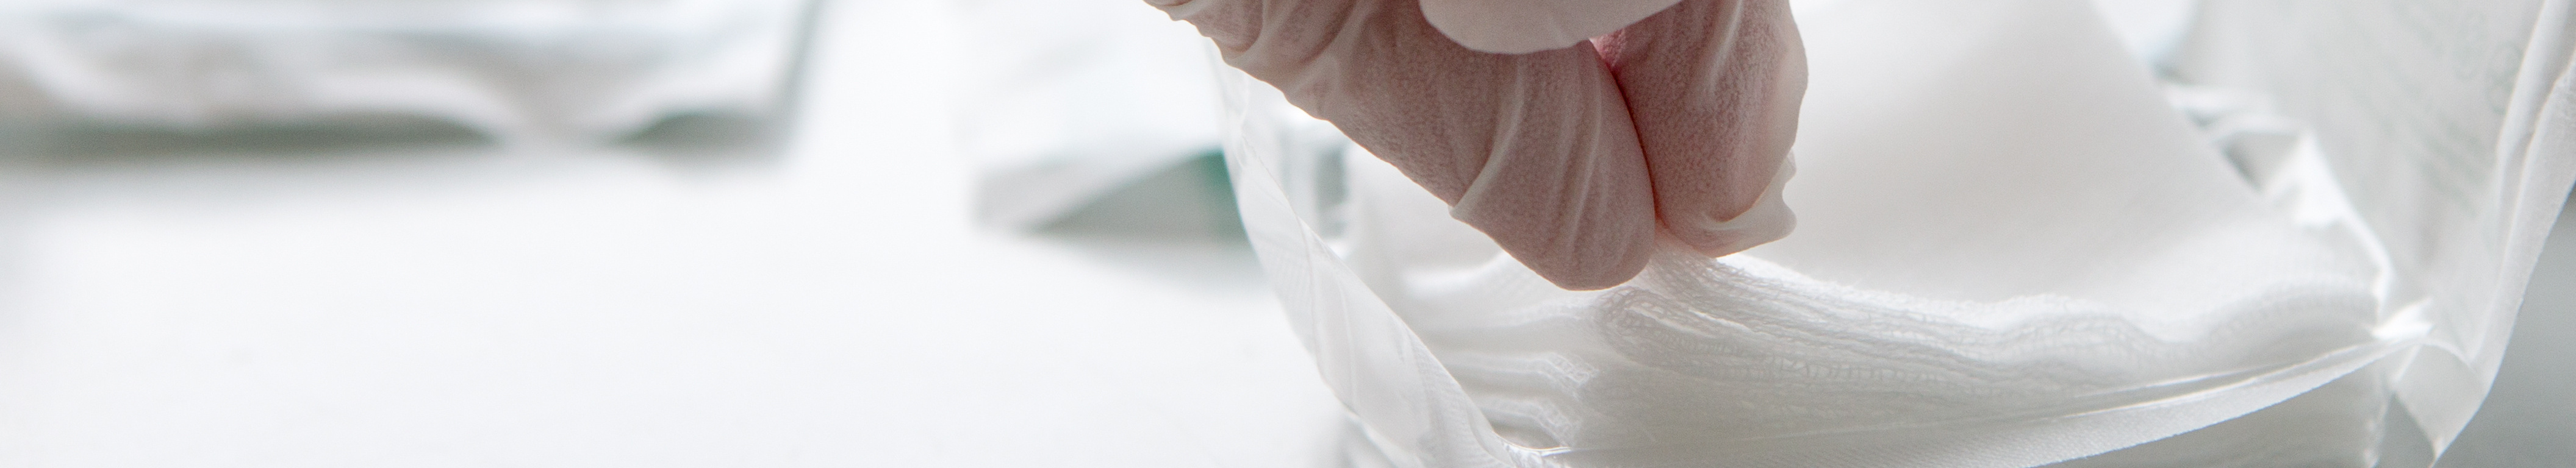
[613,110,791,172]
[1032,152,1267,292]
[24,115,496,165]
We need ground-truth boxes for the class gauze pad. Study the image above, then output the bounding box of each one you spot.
[1216,0,2576,466]
[0,0,810,146]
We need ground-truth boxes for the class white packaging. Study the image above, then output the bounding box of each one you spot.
[1216,0,2576,466]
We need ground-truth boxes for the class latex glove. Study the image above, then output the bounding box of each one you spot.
[1150,0,1804,290]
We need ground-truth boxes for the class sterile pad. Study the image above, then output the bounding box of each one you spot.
[1216,0,2576,466]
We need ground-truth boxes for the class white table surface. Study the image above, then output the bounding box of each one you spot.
[0,1,1349,466]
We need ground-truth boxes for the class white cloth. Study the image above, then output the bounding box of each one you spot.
[0,0,809,145]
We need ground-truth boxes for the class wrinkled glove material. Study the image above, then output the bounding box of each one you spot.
[1154,0,1803,290]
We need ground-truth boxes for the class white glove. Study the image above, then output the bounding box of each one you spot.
[1150,0,1804,290]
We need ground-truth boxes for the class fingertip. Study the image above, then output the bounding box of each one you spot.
[1673,205,1794,258]
[1604,0,1806,259]
[1668,159,1798,257]
[1450,171,1659,291]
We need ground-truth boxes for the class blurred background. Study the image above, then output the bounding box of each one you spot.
[0,0,2563,466]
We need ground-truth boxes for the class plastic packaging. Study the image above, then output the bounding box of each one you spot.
[1216,0,2576,466]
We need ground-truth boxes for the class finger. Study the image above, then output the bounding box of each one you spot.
[1598,0,1804,257]
[1154,0,1659,289]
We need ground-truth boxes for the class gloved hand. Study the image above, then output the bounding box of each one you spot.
[1148,0,1804,290]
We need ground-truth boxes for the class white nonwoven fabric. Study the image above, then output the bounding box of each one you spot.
[1218,0,2576,467]
[0,0,809,145]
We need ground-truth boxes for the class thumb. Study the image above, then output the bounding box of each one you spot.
[1598,0,1804,257]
